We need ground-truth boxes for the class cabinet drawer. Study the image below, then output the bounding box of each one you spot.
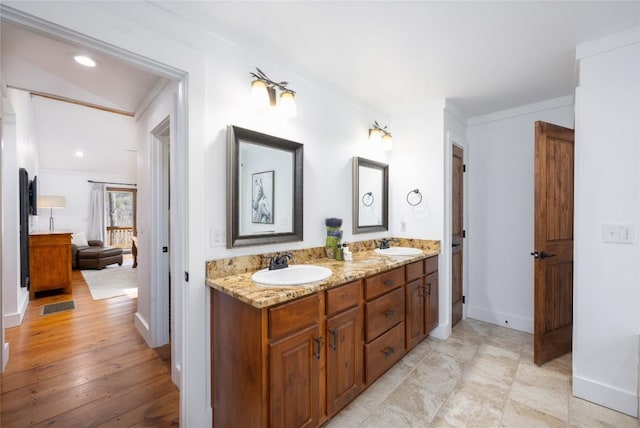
[406,261,424,282]
[365,321,405,384]
[326,280,361,316]
[365,287,404,342]
[364,267,405,300]
[425,255,438,275]
[269,294,319,339]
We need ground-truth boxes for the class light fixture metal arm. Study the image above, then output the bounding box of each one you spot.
[250,67,296,95]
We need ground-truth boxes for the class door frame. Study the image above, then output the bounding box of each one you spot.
[150,117,171,350]
[440,131,468,338]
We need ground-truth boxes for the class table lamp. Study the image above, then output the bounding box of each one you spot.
[37,195,66,231]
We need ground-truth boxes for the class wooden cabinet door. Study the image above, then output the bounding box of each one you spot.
[326,306,362,417]
[426,272,439,333]
[405,279,426,350]
[270,323,320,428]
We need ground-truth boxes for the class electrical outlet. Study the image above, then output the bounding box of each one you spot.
[400,220,407,233]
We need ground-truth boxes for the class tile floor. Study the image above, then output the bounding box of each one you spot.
[324,319,638,428]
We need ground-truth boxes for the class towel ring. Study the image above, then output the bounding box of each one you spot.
[406,189,422,206]
[362,192,374,207]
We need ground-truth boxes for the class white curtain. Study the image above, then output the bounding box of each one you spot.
[88,183,105,242]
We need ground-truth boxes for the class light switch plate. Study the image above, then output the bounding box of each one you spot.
[602,224,634,244]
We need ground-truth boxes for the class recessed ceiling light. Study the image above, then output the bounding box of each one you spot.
[73,55,97,68]
[75,150,84,158]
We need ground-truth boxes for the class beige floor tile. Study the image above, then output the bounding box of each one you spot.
[437,334,480,364]
[500,399,568,427]
[361,399,432,428]
[433,387,504,428]
[569,396,639,428]
[456,371,511,408]
[410,351,466,395]
[371,377,451,425]
[465,344,520,386]
[509,360,570,422]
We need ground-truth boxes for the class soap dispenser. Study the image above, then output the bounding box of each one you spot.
[342,243,352,261]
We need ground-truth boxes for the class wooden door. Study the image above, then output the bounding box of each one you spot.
[405,279,426,349]
[326,306,362,416]
[270,324,320,428]
[533,121,574,365]
[452,145,464,326]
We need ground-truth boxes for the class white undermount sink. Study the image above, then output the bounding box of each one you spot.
[252,264,332,286]
[375,247,423,256]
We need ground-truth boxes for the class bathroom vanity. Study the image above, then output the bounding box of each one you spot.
[207,243,439,428]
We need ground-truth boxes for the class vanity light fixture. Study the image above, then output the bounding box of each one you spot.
[369,121,393,151]
[250,67,297,117]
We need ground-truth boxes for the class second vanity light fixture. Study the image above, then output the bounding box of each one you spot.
[250,67,297,117]
[369,121,393,151]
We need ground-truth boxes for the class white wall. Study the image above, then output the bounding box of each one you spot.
[573,27,639,417]
[2,88,38,329]
[466,96,574,333]
[133,80,176,365]
[36,169,135,233]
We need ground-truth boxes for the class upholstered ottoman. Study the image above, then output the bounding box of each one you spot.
[77,246,123,270]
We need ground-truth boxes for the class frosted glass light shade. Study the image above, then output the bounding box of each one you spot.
[250,79,270,108]
[38,195,66,208]
[381,133,393,151]
[279,91,297,118]
[369,128,383,144]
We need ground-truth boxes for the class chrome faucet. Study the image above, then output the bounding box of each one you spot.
[267,252,293,270]
[378,238,398,250]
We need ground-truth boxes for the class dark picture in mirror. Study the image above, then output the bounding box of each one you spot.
[251,170,274,224]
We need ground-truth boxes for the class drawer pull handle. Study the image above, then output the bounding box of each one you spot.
[384,280,394,286]
[382,347,395,357]
[419,286,426,298]
[384,309,395,317]
[427,283,432,295]
[329,329,338,351]
[314,336,323,360]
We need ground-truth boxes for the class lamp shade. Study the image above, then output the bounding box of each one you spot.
[279,91,297,118]
[369,128,383,144]
[250,79,270,108]
[38,195,66,209]
[381,133,393,151]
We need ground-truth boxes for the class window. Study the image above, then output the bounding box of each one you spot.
[105,187,137,249]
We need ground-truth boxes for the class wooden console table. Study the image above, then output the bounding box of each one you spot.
[29,230,73,300]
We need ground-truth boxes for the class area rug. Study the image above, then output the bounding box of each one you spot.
[81,260,138,300]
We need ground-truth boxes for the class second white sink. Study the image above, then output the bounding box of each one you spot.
[375,247,423,256]
[252,264,332,286]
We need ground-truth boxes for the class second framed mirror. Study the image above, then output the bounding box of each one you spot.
[353,157,388,234]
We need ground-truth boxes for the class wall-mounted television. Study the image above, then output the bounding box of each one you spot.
[29,175,38,215]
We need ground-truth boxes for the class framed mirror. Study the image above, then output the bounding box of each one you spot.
[352,157,388,234]
[227,125,303,248]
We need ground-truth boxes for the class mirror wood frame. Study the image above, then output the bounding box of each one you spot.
[227,125,303,248]
[352,156,389,234]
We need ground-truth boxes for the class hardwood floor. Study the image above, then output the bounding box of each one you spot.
[0,270,179,427]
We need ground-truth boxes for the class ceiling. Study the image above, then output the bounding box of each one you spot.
[158,1,640,117]
[1,1,639,123]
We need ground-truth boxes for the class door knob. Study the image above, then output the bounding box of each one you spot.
[530,251,539,258]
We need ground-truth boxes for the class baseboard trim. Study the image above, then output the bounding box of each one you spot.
[4,291,29,328]
[2,342,9,372]
[134,312,152,346]
[431,322,451,340]
[574,375,638,417]
[466,305,533,334]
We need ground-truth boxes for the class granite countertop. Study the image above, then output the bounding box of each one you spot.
[206,247,439,309]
